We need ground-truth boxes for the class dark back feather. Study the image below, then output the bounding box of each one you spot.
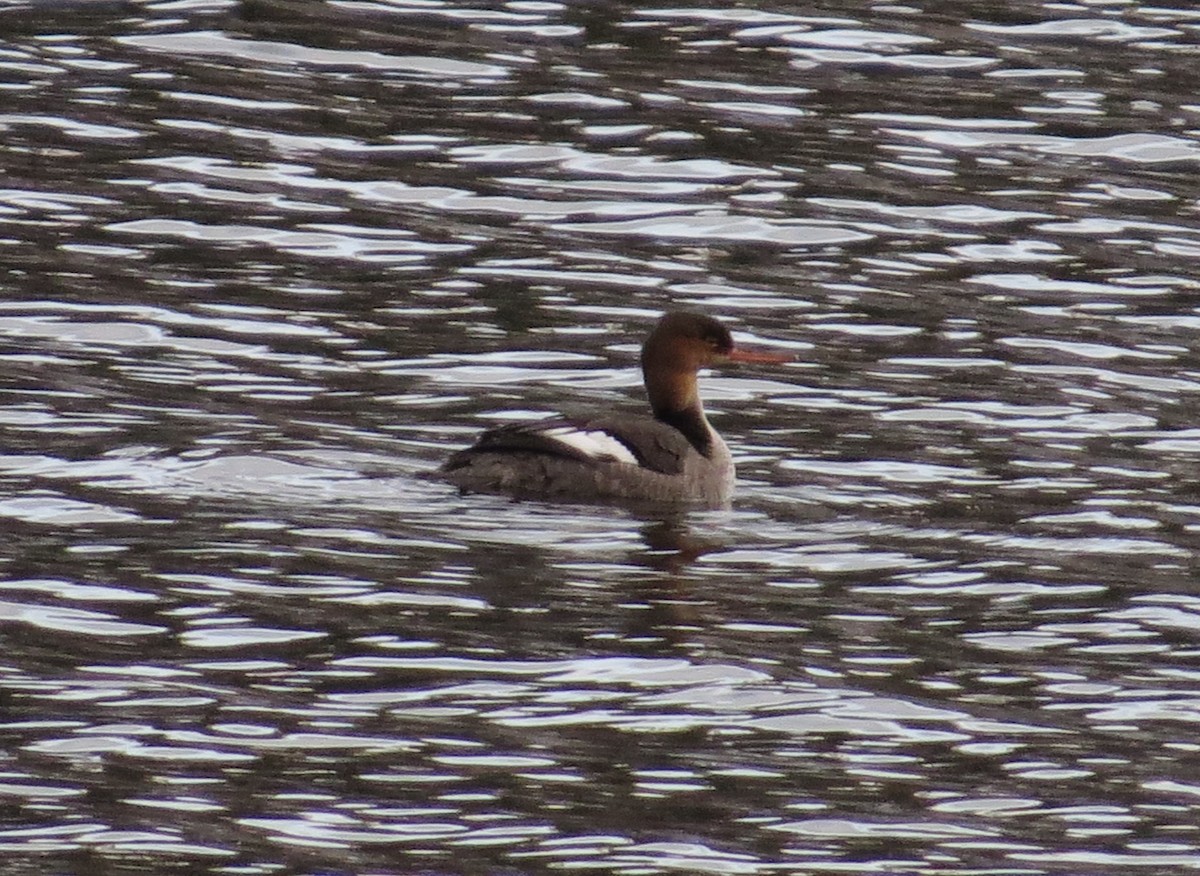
[442,415,692,476]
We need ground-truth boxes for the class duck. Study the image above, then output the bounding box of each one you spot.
[441,311,789,506]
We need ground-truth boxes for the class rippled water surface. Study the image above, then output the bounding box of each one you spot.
[4,0,1200,873]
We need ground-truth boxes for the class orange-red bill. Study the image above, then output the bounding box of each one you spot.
[726,346,795,365]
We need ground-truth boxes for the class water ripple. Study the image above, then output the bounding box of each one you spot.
[118,31,511,79]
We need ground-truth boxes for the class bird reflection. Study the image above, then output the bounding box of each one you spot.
[628,515,724,644]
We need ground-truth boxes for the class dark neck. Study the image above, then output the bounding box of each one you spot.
[653,405,714,456]
[643,349,712,456]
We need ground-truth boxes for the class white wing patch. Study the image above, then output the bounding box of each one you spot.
[540,425,639,465]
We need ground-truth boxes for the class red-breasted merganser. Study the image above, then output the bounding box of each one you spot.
[442,311,790,506]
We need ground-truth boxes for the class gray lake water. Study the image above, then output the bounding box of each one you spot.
[3,1,1200,873]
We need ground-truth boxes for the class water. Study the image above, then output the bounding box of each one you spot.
[3,0,1200,873]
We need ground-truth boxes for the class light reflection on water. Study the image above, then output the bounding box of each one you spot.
[3,0,1200,873]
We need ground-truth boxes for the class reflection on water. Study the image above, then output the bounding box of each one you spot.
[3,0,1200,873]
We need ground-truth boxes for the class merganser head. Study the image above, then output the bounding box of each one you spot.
[641,311,734,377]
[640,311,790,430]
[642,311,791,375]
